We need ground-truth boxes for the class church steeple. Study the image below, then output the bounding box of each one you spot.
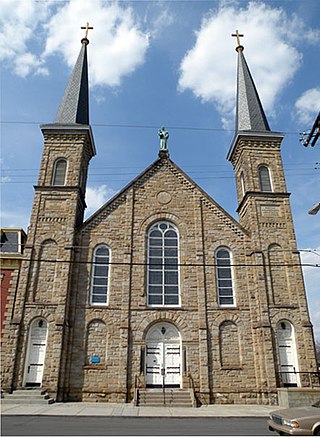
[235,48,270,132]
[40,26,96,228]
[227,31,287,231]
[54,34,91,125]
[232,30,270,133]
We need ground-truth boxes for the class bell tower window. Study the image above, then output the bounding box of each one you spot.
[52,158,67,186]
[240,172,246,196]
[258,165,272,192]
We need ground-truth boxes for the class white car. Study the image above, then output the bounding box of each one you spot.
[268,400,320,435]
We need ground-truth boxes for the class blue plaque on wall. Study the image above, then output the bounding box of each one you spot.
[91,356,100,363]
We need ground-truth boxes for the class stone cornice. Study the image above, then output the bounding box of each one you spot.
[40,124,96,158]
[237,191,291,213]
[227,131,284,164]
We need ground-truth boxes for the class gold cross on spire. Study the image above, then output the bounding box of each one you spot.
[81,22,93,39]
[232,30,244,51]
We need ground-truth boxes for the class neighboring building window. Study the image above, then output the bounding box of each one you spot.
[258,165,272,192]
[90,245,110,305]
[0,230,19,253]
[147,221,179,307]
[52,158,67,186]
[216,247,235,306]
[240,172,246,196]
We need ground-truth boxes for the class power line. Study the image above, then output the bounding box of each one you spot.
[3,256,319,268]
[1,173,317,184]
[6,242,319,254]
[2,162,317,172]
[0,119,302,135]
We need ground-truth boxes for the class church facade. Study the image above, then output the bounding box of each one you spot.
[1,35,318,405]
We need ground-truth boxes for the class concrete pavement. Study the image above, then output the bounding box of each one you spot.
[1,402,276,417]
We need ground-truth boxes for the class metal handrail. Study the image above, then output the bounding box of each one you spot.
[134,374,144,406]
[277,371,320,388]
[188,373,198,407]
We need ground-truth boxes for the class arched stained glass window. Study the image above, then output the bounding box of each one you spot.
[90,245,110,305]
[216,248,235,306]
[147,222,179,307]
[52,158,67,186]
[258,165,272,192]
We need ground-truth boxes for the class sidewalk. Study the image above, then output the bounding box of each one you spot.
[1,402,275,417]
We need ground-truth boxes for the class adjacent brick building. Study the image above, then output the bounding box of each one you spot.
[1,36,318,405]
[1,229,27,339]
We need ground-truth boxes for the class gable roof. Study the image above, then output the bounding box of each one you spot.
[81,153,248,238]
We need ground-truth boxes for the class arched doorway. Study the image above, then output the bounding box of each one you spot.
[145,322,182,388]
[24,318,48,387]
[276,320,299,387]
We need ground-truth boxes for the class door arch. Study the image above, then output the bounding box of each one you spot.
[145,322,182,388]
[276,320,300,387]
[24,318,48,387]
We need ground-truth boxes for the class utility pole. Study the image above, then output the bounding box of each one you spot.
[300,112,320,214]
[300,111,320,147]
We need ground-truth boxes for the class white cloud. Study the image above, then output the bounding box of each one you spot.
[0,0,149,85]
[13,52,48,77]
[145,5,175,39]
[43,0,149,87]
[0,176,11,183]
[85,184,116,218]
[294,88,320,125]
[0,209,31,230]
[178,1,319,125]
[0,0,52,77]
[300,249,320,341]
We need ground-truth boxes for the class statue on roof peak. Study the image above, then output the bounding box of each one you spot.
[158,127,169,151]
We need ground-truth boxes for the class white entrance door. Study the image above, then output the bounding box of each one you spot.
[164,344,181,386]
[145,322,181,388]
[25,319,48,386]
[145,342,181,387]
[277,321,299,387]
[146,343,163,386]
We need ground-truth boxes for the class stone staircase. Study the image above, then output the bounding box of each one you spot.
[137,388,195,407]
[1,388,55,405]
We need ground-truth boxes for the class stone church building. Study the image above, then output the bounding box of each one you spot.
[1,34,318,406]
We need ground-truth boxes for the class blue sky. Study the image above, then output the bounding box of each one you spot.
[1,0,319,340]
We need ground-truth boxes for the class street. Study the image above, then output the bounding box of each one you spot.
[2,416,274,436]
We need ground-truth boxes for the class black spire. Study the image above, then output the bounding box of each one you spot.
[235,45,270,132]
[54,38,89,125]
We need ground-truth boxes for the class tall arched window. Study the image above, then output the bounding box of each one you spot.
[240,172,246,196]
[52,158,67,186]
[90,245,110,305]
[258,165,272,192]
[147,221,179,307]
[216,247,235,306]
